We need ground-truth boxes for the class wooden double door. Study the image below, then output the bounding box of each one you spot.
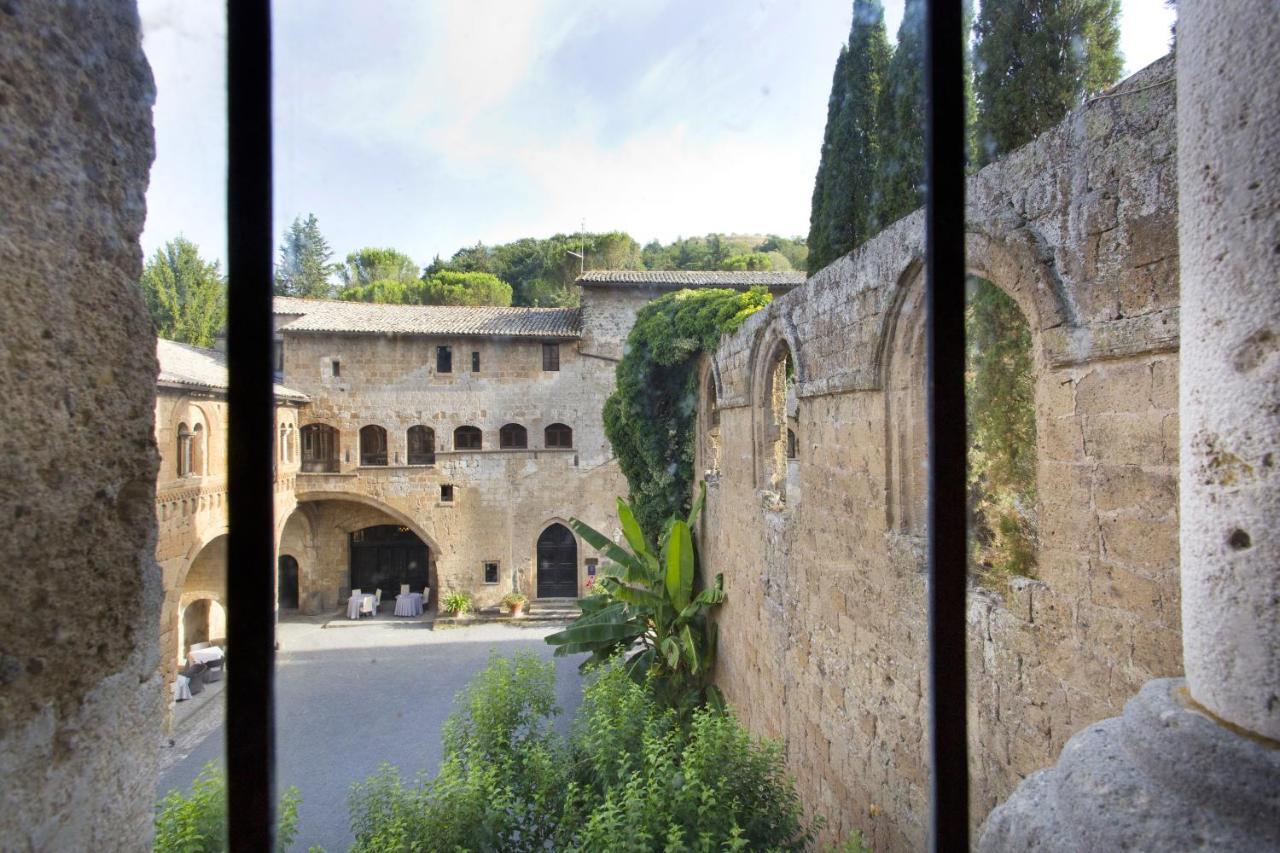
[536,524,578,598]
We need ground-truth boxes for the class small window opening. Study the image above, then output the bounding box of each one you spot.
[545,422,573,448]
[471,351,480,372]
[499,423,528,449]
[787,428,798,460]
[483,562,499,584]
[542,342,560,371]
[359,425,388,466]
[440,484,455,503]
[331,359,340,377]
[453,425,482,450]
[177,423,192,477]
[437,346,452,374]
[407,425,435,465]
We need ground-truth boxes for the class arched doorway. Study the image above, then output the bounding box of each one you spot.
[278,555,299,610]
[536,523,578,598]
[349,525,429,600]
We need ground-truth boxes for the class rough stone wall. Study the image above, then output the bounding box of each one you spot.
[281,331,628,608]
[0,2,160,847]
[152,389,302,723]
[699,57,1181,850]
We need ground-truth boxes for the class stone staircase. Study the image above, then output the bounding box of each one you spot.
[432,597,583,629]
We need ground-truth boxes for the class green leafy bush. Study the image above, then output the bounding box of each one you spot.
[441,591,473,615]
[154,762,300,852]
[546,484,725,718]
[604,286,772,540]
[347,654,826,852]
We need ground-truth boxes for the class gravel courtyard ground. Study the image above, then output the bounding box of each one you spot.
[157,616,585,852]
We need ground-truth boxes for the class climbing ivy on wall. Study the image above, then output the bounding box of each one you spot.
[966,277,1038,581]
[604,287,773,540]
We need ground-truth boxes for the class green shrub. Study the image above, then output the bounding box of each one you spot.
[347,654,826,852]
[441,591,473,615]
[154,762,300,852]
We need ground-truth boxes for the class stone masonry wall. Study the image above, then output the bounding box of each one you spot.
[700,57,1181,850]
[0,2,160,848]
[281,331,628,608]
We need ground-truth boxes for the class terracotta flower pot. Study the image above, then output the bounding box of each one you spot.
[509,601,525,617]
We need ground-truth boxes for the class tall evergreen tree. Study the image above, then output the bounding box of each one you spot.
[974,0,1122,164]
[806,0,890,274]
[274,213,337,298]
[139,237,227,347]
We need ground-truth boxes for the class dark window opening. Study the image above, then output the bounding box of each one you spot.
[787,428,798,460]
[440,484,455,503]
[359,425,388,466]
[407,425,435,465]
[453,425,482,450]
[499,423,528,449]
[331,359,340,377]
[436,346,452,374]
[300,423,340,473]
[542,342,560,371]
[177,422,192,477]
[471,351,480,372]
[483,561,499,584]
[273,340,284,373]
[545,422,573,448]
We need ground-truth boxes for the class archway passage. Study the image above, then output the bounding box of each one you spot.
[349,525,429,598]
[278,555,299,610]
[536,523,578,598]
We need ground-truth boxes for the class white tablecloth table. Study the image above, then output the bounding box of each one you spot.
[173,674,192,702]
[347,593,376,619]
[189,647,223,665]
[394,593,424,617]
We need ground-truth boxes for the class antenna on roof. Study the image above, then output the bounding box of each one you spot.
[565,218,585,275]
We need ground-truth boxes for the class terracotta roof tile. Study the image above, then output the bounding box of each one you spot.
[575,270,804,288]
[156,338,308,401]
[273,297,581,339]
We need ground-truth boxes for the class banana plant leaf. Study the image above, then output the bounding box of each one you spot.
[568,517,648,579]
[663,519,694,612]
[547,617,645,657]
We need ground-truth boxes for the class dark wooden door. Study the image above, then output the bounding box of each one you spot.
[278,555,299,609]
[536,524,578,598]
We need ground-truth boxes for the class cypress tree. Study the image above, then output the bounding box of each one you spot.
[806,0,890,274]
[974,0,1123,164]
[874,0,925,228]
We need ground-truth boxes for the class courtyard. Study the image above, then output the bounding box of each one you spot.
[158,618,586,852]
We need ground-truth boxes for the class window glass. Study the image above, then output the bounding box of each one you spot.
[437,346,452,374]
[542,343,560,371]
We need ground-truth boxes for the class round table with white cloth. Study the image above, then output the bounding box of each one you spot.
[347,593,376,619]
[394,593,424,617]
[189,647,224,665]
[173,674,192,702]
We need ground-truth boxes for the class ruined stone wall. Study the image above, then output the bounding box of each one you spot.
[0,2,160,847]
[700,57,1181,850]
[281,332,628,608]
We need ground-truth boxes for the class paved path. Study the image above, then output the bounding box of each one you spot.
[157,617,584,852]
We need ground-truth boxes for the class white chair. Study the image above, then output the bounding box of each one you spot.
[400,584,410,596]
[374,588,383,614]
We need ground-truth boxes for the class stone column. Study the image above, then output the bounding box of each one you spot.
[1177,0,1280,742]
[979,2,1280,847]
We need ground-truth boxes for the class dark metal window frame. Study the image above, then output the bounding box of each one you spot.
[453,425,482,450]
[225,1,967,847]
[471,350,480,372]
[436,345,452,374]
[483,561,500,584]
[499,422,528,449]
[541,342,560,371]
[544,422,573,449]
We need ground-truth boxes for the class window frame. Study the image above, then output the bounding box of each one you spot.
[453,425,482,450]
[471,350,480,372]
[436,345,453,374]
[359,424,388,466]
[482,561,499,584]
[407,425,436,466]
[541,342,560,371]
[544,422,573,449]
[499,422,528,449]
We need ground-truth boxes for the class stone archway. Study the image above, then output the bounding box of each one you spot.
[536,523,578,598]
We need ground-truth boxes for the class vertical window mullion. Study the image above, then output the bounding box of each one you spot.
[924,0,969,850]
[226,1,275,850]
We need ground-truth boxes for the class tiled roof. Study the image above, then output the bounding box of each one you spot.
[274,297,582,339]
[576,270,805,288]
[156,338,309,402]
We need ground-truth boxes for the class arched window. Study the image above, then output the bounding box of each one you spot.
[407,425,435,465]
[359,425,388,466]
[191,423,204,475]
[286,424,295,463]
[177,423,192,477]
[454,425,482,451]
[278,424,287,462]
[301,423,340,473]
[885,278,927,535]
[697,365,721,477]
[544,423,573,449]
[757,339,798,504]
[499,423,528,449]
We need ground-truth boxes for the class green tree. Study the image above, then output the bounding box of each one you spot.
[874,0,925,227]
[338,278,420,304]
[807,0,891,273]
[974,0,1123,164]
[274,213,337,298]
[719,252,774,271]
[338,247,418,289]
[139,237,227,347]
[422,270,513,306]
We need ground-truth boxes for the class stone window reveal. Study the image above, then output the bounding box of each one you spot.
[544,423,573,449]
[300,423,340,473]
[407,425,435,465]
[757,341,798,504]
[499,423,528,449]
[359,425,388,466]
[453,425,482,450]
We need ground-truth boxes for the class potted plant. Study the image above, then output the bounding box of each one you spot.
[502,591,528,617]
[442,591,473,619]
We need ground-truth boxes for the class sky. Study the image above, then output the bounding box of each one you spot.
[139,0,1177,271]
